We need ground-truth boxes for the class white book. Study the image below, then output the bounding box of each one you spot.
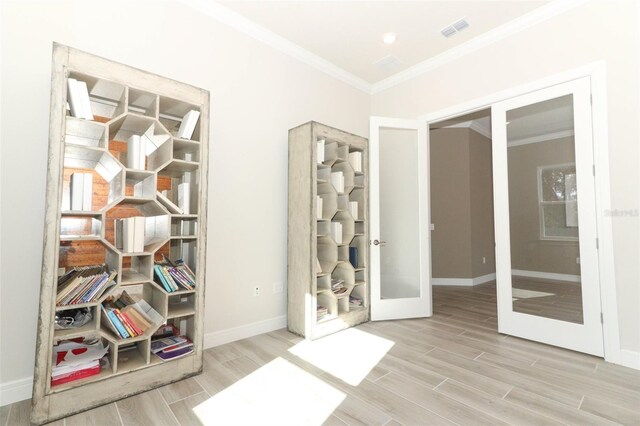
[178,183,190,215]
[70,173,84,211]
[122,218,135,253]
[349,152,362,172]
[177,110,200,139]
[156,191,183,214]
[349,201,358,220]
[115,219,123,250]
[331,222,342,244]
[67,78,83,118]
[317,195,323,219]
[127,135,143,169]
[331,172,344,193]
[82,173,93,211]
[317,140,325,164]
[133,216,145,252]
[77,80,94,120]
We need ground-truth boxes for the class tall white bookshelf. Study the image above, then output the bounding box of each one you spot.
[288,122,369,339]
[31,44,209,424]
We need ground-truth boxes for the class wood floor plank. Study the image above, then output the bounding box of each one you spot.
[323,414,349,425]
[116,389,179,426]
[221,355,262,379]
[65,402,122,426]
[504,387,620,426]
[168,391,209,426]
[435,380,562,426]
[331,394,392,426]
[0,404,10,426]
[375,353,446,388]
[376,373,508,426]
[194,354,240,396]
[580,396,640,425]
[158,377,205,405]
[322,374,456,426]
[204,341,245,364]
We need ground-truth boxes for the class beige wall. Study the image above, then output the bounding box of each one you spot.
[373,0,640,352]
[508,137,580,275]
[469,130,496,278]
[0,0,370,389]
[430,128,495,279]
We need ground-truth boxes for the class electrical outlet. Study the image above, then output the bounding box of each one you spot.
[482,257,486,264]
[273,281,284,294]
[254,286,261,297]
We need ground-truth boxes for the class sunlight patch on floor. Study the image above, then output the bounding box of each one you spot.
[512,288,556,300]
[288,327,394,386]
[193,357,345,426]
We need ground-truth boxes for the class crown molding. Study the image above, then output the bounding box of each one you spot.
[370,0,590,94]
[508,129,574,147]
[179,0,372,93]
[179,0,588,96]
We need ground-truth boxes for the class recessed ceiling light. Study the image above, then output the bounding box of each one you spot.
[382,32,397,44]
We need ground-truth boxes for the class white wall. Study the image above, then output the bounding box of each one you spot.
[372,0,640,353]
[0,0,369,400]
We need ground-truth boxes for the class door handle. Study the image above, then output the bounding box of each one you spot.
[372,239,387,246]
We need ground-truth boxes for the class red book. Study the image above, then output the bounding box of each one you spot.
[51,364,101,386]
[119,311,143,336]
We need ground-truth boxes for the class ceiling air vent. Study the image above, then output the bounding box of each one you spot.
[441,18,470,38]
[373,55,402,71]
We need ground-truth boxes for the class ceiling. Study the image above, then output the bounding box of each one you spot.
[219,1,549,84]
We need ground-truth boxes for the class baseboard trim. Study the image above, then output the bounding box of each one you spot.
[203,315,288,349]
[619,349,640,370]
[512,269,580,283]
[0,377,32,407]
[432,273,496,286]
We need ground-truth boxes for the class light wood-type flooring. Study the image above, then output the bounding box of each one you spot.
[512,276,584,324]
[3,283,639,425]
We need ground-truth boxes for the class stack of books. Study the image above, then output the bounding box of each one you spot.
[348,151,362,173]
[69,172,93,211]
[331,171,344,193]
[317,305,328,320]
[317,139,325,164]
[331,278,347,295]
[51,337,108,386]
[150,335,194,361]
[101,291,161,340]
[331,222,343,244]
[67,78,93,120]
[349,296,363,308]
[153,257,196,293]
[56,265,117,306]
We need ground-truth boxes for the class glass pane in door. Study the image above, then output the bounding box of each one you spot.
[379,128,420,299]
[506,94,584,324]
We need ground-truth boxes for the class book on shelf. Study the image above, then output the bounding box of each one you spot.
[348,151,362,173]
[349,201,358,220]
[331,278,344,292]
[67,78,94,120]
[56,265,117,306]
[127,135,145,170]
[101,291,161,339]
[317,304,328,319]
[349,295,363,307]
[115,216,149,253]
[150,335,188,354]
[331,222,342,244]
[316,195,323,219]
[153,257,196,293]
[51,336,108,386]
[70,172,93,211]
[157,191,183,214]
[177,110,200,140]
[317,139,325,164]
[330,171,344,193]
[349,247,358,268]
[178,182,190,215]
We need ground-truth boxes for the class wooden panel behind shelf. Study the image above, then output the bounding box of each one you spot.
[59,240,106,268]
[154,242,170,262]
[108,140,127,166]
[62,167,109,211]
[156,175,172,192]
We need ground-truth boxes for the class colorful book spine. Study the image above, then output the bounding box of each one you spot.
[106,310,130,339]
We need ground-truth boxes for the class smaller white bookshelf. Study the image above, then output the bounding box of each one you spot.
[288,122,369,339]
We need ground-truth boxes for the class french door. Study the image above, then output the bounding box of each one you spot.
[492,78,604,356]
[369,117,430,321]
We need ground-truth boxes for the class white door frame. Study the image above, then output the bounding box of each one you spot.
[369,117,431,320]
[417,61,621,363]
